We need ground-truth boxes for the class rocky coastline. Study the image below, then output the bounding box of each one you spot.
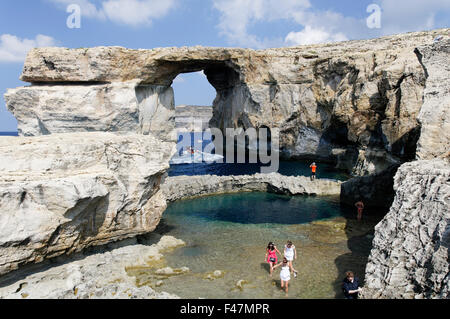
[0,29,448,299]
[162,173,342,202]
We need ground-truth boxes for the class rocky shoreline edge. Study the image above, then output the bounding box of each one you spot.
[0,235,187,299]
[162,173,342,202]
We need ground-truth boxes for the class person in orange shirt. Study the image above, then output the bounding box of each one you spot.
[310,162,317,180]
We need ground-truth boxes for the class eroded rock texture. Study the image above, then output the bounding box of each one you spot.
[5,82,175,142]
[415,40,450,160]
[361,160,450,299]
[0,236,185,299]
[7,29,448,175]
[361,39,450,299]
[0,132,175,276]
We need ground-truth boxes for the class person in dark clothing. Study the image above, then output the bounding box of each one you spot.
[342,271,362,299]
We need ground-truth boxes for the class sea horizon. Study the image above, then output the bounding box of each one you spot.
[0,131,19,136]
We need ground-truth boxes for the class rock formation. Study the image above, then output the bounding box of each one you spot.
[162,173,342,202]
[5,82,176,142]
[361,160,449,298]
[415,40,450,160]
[6,29,448,176]
[361,39,450,299]
[0,236,185,299]
[1,29,449,299]
[0,132,175,276]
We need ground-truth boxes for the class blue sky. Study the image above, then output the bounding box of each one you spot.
[1,0,449,131]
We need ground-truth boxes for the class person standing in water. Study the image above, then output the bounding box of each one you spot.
[310,162,317,181]
[355,200,365,221]
[273,257,295,297]
[284,240,298,278]
[265,242,281,277]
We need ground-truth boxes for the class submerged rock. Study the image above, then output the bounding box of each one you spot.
[204,270,225,281]
[309,217,348,244]
[155,266,190,276]
[236,280,249,291]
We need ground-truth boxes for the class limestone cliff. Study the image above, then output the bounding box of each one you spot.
[361,160,449,298]
[1,29,449,292]
[361,39,450,299]
[0,132,175,275]
[415,40,450,160]
[6,29,448,176]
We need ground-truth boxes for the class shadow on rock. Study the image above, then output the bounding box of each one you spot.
[333,206,386,299]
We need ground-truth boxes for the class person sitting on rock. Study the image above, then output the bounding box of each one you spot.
[342,271,362,299]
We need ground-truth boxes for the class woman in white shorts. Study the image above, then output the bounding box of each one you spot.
[273,257,295,296]
[284,240,298,277]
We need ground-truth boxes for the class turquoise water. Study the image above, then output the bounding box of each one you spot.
[164,192,345,225]
[131,192,378,299]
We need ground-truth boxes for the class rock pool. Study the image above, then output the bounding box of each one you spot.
[128,192,383,299]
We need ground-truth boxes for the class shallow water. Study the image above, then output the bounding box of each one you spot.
[129,192,382,299]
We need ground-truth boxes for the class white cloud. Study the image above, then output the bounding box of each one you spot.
[376,0,450,35]
[0,34,57,63]
[285,26,348,46]
[102,0,177,26]
[213,0,311,48]
[213,0,450,49]
[48,0,177,27]
[47,0,106,19]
